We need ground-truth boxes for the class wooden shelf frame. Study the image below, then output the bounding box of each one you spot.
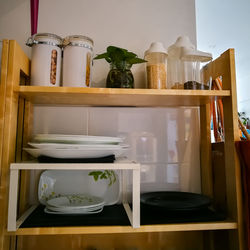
[0,40,245,249]
[7,162,140,232]
[15,86,230,107]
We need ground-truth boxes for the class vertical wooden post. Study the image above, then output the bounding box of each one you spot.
[200,103,213,197]
[220,50,245,250]
[0,40,30,250]
[202,49,245,249]
[0,39,11,250]
[0,40,9,177]
[16,76,33,215]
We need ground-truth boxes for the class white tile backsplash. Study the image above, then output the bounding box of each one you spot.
[33,106,88,135]
[32,106,201,195]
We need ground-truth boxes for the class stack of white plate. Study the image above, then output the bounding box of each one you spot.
[24,134,129,158]
[44,194,105,215]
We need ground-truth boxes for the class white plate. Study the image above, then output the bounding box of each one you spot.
[46,203,104,212]
[38,170,120,206]
[44,207,103,215]
[24,147,127,158]
[47,194,104,209]
[33,134,124,145]
[28,142,129,150]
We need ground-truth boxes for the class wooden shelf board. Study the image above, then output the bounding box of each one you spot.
[11,221,237,235]
[15,86,231,107]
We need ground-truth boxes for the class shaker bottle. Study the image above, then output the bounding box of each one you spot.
[144,42,167,89]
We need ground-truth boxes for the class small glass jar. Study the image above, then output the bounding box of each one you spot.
[26,33,62,86]
[62,35,93,87]
[144,42,167,89]
[106,62,134,88]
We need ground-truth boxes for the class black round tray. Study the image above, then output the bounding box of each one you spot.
[140,191,211,211]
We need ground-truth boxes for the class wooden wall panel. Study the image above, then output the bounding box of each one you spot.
[17,232,203,250]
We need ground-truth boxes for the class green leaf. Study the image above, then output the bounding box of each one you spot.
[127,57,147,65]
[100,173,107,179]
[93,52,109,60]
[88,171,103,182]
[88,170,117,186]
[93,53,112,63]
[124,51,137,59]
[93,45,146,69]
[88,171,103,176]
[107,46,127,55]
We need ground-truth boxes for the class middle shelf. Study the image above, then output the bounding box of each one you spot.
[15,86,231,107]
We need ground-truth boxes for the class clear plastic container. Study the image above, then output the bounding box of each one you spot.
[26,33,63,86]
[62,35,93,87]
[144,42,167,89]
[167,36,212,90]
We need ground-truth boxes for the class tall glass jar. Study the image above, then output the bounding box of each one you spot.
[144,42,167,89]
[106,62,134,88]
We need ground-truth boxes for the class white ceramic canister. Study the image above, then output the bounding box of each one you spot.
[26,33,62,86]
[62,35,93,87]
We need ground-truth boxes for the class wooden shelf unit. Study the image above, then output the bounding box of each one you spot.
[0,40,245,250]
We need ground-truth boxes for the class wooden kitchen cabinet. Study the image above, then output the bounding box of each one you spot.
[0,40,245,250]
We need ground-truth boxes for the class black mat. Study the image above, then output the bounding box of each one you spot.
[21,205,130,228]
[20,204,226,228]
[37,154,115,163]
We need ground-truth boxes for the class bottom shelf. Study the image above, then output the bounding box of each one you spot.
[11,204,237,235]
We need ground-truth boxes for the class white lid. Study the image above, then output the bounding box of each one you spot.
[63,35,94,48]
[144,42,167,56]
[167,36,195,57]
[168,36,212,62]
[180,47,212,62]
[26,33,63,47]
[169,36,195,50]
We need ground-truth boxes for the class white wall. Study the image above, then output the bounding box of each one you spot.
[0,0,201,194]
[0,0,197,87]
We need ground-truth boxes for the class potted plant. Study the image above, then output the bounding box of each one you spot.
[94,46,146,88]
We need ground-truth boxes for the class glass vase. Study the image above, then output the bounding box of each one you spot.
[106,63,134,88]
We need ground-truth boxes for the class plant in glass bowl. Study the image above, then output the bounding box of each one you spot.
[94,46,146,88]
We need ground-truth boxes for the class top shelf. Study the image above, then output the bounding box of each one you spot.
[15,86,230,107]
